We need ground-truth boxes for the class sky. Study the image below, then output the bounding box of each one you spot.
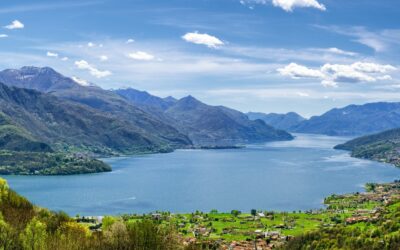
[0,0,399,117]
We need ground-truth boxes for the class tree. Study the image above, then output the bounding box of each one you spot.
[0,219,20,249]
[251,209,257,218]
[231,210,241,217]
[104,220,129,250]
[102,216,116,230]
[20,218,47,250]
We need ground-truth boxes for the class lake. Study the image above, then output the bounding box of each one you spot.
[2,134,399,215]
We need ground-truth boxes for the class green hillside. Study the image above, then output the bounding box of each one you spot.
[0,178,183,250]
[0,112,111,175]
[0,112,53,153]
[335,128,400,167]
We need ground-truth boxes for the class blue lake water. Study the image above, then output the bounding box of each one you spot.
[2,134,399,216]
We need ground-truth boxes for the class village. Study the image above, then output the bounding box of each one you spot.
[75,181,400,250]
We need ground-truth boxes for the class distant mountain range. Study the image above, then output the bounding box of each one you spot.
[292,102,400,136]
[0,67,293,153]
[335,128,400,167]
[116,89,293,145]
[114,88,177,113]
[246,112,305,131]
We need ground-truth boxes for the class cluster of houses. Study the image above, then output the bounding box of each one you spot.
[327,182,400,225]
[345,208,382,225]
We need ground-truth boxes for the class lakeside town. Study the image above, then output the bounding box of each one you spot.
[73,181,400,249]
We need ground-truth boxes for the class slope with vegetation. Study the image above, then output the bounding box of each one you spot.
[0,82,176,155]
[0,178,184,250]
[335,128,400,167]
[0,110,111,175]
[0,151,111,175]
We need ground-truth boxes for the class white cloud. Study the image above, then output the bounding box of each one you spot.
[279,62,397,87]
[272,0,325,11]
[182,32,224,48]
[127,51,155,61]
[46,51,58,58]
[74,60,112,78]
[327,47,356,56]
[241,0,326,12]
[4,20,24,29]
[351,62,396,73]
[99,55,108,61]
[87,42,95,47]
[322,64,376,83]
[277,63,325,78]
[71,76,90,86]
[61,57,69,61]
[126,39,135,44]
[0,34,8,38]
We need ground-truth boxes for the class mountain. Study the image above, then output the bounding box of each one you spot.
[0,66,293,148]
[246,112,305,131]
[335,128,400,167]
[293,102,400,136]
[0,67,191,149]
[164,96,293,145]
[0,66,78,92]
[0,82,178,154]
[114,88,175,113]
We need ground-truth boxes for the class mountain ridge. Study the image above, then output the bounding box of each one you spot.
[246,112,305,131]
[293,102,400,136]
[0,66,192,149]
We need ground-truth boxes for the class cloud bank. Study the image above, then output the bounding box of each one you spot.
[241,0,326,12]
[278,62,397,87]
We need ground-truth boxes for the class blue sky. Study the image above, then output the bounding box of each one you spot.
[0,0,399,117]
